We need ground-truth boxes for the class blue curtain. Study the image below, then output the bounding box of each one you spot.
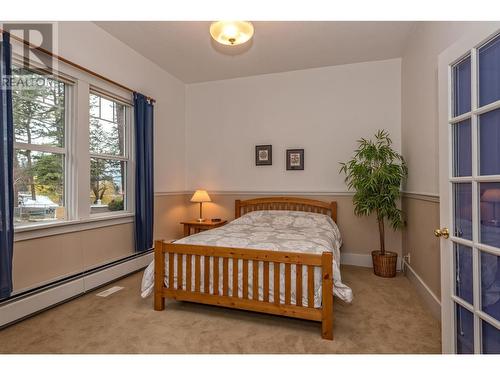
[0,32,14,300]
[134,93,154,252]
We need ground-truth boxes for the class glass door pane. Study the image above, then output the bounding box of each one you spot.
[455,244,474,305]
[479,182,500,248]
[453,56,471,116]
[453,119,472,177]
[479,109,500,176]
[482,320,500,353]
[479,36,500,107]
[456,304,474,354]
[454,183,473,240]
[480,251,500,321]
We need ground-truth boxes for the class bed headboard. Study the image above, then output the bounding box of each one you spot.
[235,197,337,222]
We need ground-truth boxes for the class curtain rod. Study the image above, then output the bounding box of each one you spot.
[1,29,156,103]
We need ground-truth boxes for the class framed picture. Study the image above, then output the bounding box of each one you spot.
[255,145,272,166]
[286,149,304,170]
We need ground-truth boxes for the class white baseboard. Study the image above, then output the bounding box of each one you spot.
[341,253,373,268]
[341,252,403,270]
[403,261,442,322]
[0,251,153,328]
[82,252,152,291]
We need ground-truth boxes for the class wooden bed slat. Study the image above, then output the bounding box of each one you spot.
[274,262,280,305]
[263,261,269,302]
[195,255,201,292]
[213,256,219,295]
[186,254,192,292]
[285,263,291,305]
[177,254,183,290]
[307,265,314,308]
[204,256,210,294]
[296,264,303,307]
[252,260,259,300]
[232,258,239,298]
[223,257,229,296]
[243,259,249,299]
[168,252,174,290]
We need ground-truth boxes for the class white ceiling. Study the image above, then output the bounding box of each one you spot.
[95,21,416,83]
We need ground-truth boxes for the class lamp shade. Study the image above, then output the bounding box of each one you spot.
[190,190,211,203]
[210,21,254,46]
[482,188,500,203]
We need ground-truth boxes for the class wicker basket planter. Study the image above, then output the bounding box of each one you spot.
[371,250,398,278]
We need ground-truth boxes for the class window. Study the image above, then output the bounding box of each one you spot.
[89,93,131,215]
[12,66,68,225]
[10,54,134,230]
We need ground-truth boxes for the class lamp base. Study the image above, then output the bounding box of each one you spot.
[196,218,206,222]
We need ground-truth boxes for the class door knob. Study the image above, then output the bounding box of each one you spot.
[434,227,450,239]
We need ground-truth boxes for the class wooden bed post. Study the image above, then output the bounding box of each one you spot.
[235,199,241,219]
[154,240,166,311]
[321,251,334,340]
[330,201,337,223]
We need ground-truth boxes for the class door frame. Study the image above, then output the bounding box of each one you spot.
[438,23,500,354]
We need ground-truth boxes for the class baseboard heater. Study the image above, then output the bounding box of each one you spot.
[0,250,153,328]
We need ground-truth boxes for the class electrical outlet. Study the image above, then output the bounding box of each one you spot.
[403,253,411,265]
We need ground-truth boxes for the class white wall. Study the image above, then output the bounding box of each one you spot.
[58,22,186,192]
[401,21,499,195]
[185,59,402,192]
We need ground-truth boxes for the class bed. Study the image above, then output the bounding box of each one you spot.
[141,197,352,340]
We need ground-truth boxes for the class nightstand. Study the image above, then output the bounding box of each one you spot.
[181,219,227,237]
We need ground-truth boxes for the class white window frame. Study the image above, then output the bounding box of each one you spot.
[10,44,135,241]
[11,56,74,228]
[88,89,134,218]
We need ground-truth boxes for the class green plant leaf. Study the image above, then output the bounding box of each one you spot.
[339,130,408,251]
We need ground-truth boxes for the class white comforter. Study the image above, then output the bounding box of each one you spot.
[141,210,353,306]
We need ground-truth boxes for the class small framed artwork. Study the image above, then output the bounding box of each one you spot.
[286,149,304,170]
[255,145,272,166]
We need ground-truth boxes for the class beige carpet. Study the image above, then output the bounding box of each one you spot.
[0,265,441,353]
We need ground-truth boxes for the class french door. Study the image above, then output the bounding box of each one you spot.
[438,25,500,354]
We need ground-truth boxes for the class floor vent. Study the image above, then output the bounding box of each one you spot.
[96,286,124,297]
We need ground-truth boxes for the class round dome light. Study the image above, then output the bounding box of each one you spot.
[210,21,254,46]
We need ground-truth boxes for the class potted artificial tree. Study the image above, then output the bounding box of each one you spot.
[340,130,408,278]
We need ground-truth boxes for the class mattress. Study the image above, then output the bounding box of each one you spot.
[141,210,353,306]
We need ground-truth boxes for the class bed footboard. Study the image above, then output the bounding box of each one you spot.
[153,240,334,340]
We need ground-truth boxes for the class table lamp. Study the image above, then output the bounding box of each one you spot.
[482,188,500,226]
[191,190,211,222]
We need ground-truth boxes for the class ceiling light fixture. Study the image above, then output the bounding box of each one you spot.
[209,21,254,46]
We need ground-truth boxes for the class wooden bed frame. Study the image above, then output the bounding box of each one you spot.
[154,197,337,340]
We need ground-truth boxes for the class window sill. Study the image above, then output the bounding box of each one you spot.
[14,213,135,242]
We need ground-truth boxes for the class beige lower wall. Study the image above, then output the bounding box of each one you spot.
[12,192,417,295]
[402,194,441,298]
[13,223,135,292]
[154,193,187,242]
